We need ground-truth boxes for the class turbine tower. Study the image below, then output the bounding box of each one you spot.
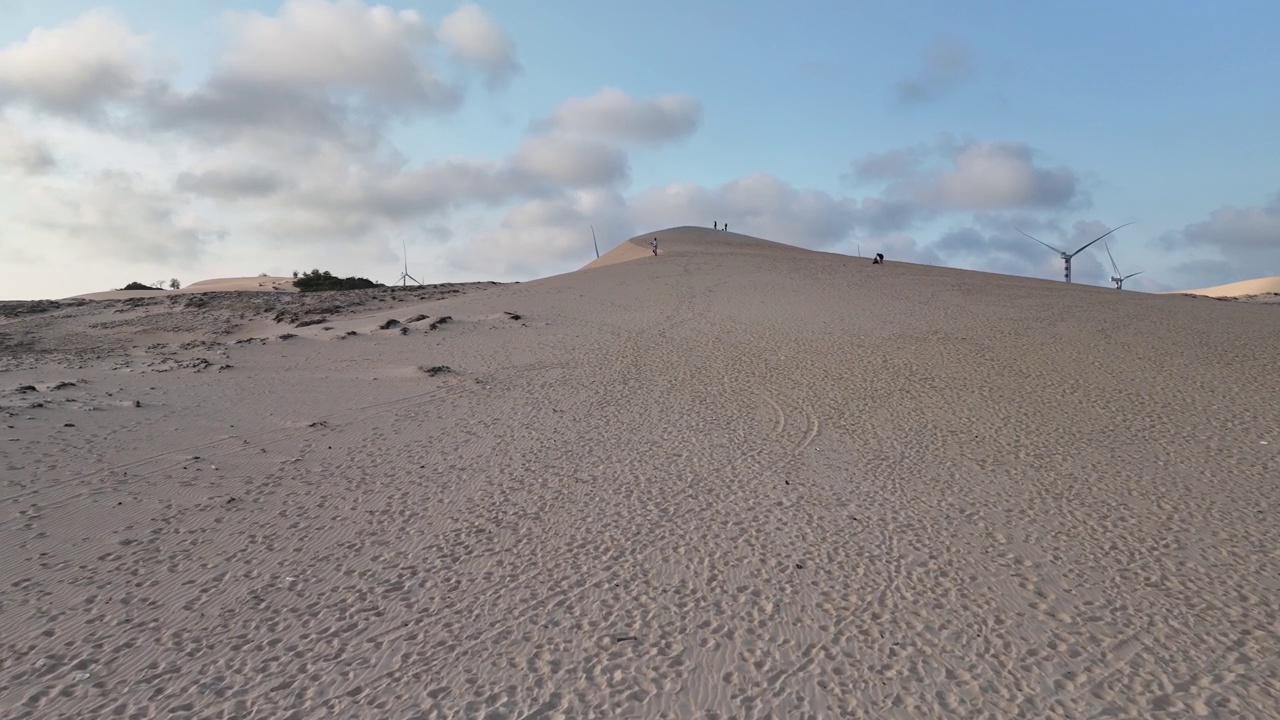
[591,224,600,259]
[1017,222,1135,284]
[396,238,421,287]
[1104,240,1142,290]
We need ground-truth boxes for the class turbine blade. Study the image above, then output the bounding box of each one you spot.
[1124,271,1143,280]
[591,224,599,259]
[1069,221,1136,257]
[1016,227,1065,255]
[1104,241,1120,277]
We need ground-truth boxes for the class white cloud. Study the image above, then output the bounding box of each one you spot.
[852,197,919,235]
[1162,194,1280,252]
[0,10,150,116]
[540,87,702,145]
[220,0,459,112]
[1154,194,1280,285]
[453,189,632,277]
[12,170,225,264]
[0,117,54,174]
[438,2,521,89]
[858,138,1085,214]
[175,166,290,200]
[511,134,629,188]
[632,173,857,249]
[926,142,1079,210]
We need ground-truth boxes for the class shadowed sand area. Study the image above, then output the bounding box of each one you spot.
[2,227,1278,718]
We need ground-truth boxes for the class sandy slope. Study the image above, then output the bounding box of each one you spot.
[68,276,299,302]
[2,227,1278,718]
[1168,275,1280,299]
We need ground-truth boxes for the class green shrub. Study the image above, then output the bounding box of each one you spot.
[292,269,383,293]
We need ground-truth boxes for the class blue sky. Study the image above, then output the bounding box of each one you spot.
[1,0,1277,299]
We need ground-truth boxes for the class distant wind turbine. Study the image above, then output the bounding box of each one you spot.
[591,225,599,259]
[396,238,421,286]
[1017,222,1135,284]
[1104,240,1142,290]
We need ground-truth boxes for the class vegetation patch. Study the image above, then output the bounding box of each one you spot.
[293,269,383,293]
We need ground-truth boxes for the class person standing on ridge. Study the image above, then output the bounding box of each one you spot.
[651,237,659,256]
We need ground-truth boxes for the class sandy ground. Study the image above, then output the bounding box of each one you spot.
[1,226,1278,719]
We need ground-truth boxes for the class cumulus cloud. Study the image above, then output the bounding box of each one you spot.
[632,173,857,249]
[17,170,225,263]
[438,2,521,89]
[0,118,55,174]
[855,138,1086,214]
[453,189,632,277]
[1152,195,1280,286]
[852,197,920,235]
[1159,194,1280,252]
[147,76,382,149]
[539,87,702,145]
[895,38,973,104]
[0,10,150,116]
[219,0,460,112]
[174,166,290,200]
[511,134,629,188]
[232,156,533,242]
[925,142,1079,210]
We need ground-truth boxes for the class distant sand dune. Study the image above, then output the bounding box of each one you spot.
[1167,275,1280,298]
[67,276,298,301]
[583,226,816,270]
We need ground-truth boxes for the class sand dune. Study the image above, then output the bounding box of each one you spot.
[68,276,299,302]
[1168,275,1280,299]
[3,227,1278,718]
[584,226,817,270]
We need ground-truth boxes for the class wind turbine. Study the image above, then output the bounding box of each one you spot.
[1016,222,1135,284]
[591,224,600,259]
[396,238,421,287]
[1104,240,1142,290]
